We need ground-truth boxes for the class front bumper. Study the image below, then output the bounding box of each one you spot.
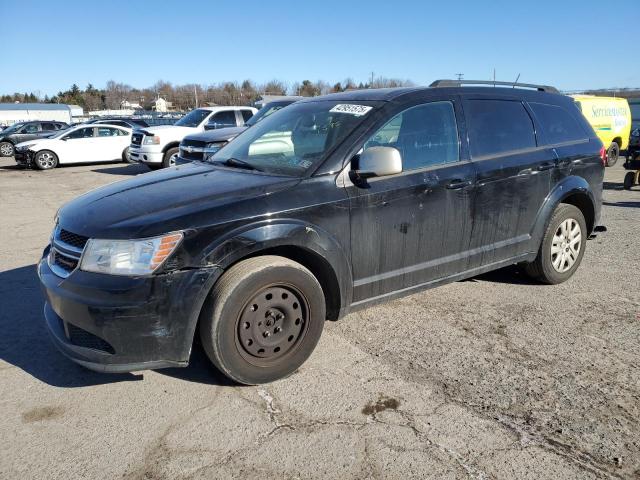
[128,146,163,164]
[14,149,32,166]
[38,249,222,372]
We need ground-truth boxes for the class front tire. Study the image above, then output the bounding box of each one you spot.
[623,171,635,190]
[606,142,619,167]
[33,150,59,170]
[524,204,587,284]
[199,256,326,385]
[162,147,179,168]
[0,141,14,157]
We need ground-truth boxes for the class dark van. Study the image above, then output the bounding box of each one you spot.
[39,80,605,384]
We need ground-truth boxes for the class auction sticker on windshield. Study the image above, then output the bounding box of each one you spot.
[329,104,373,116]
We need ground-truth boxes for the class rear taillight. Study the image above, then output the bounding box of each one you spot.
[599,146,607,166]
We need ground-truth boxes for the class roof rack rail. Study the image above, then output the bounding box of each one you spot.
[429,79,559,94]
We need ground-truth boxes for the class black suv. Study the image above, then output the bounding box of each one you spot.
[39,81,604,384]
[0,120,68,156]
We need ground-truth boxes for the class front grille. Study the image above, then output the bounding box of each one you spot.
[52,250,78,273]
[59,229,89,249]
[180,139,206,161]
[67,323,115,354]
[132,133,143,146]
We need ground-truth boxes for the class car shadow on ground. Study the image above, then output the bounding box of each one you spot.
[0,264,231,387]
[603,181,623,191]
[603,200,640,209]
[92,164,149,176]
[465,265,540,285]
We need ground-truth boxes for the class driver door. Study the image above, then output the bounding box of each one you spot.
[345,98,476,304]
[59,127,98,163]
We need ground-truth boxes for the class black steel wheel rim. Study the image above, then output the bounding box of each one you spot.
[236,284,309,365]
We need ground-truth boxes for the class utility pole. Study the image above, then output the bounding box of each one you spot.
[456,73,464,81]
[194,86,198,108]
[370,71,374,88]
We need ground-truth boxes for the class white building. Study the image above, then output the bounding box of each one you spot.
[120,100,142,109]
[153,97,172,112]
[0,103,74,126]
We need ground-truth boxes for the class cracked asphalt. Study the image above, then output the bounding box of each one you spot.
[0,157,638,479]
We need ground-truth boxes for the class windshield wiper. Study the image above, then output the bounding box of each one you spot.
[214,157,262,171]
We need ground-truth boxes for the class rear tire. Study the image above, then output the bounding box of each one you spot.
[162,147,179,168]
[122,147,130,163]
[524,204,587,284]
[606,142,619,167]
[0,141,14,157]
[623,171,635,190]
[33,150,58,170]
[199,255,326,385]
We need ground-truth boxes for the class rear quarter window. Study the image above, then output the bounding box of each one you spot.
[529,102,588,144]
[466,99,536,158]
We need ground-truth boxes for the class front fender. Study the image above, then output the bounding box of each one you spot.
[199,219,353,317]
[531,175,596,248]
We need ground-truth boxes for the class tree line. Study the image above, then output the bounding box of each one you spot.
[0,77,414,112]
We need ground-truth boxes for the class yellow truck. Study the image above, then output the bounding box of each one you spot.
[571,95,631,166]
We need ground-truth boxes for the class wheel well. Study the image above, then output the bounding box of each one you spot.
[240,246,342,320]
[611,137,622,148]
[561,193,594,234]
[162,142,180,154]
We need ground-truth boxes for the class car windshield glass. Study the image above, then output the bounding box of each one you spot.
[3,123,26,133]
[246,103,291,126]
[211,100,378,176]
[174,109,211,127]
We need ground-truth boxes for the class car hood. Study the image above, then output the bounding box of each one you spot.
[15,138,52,149]
[185,126,247,143]
[137,125,200,141]
[57,162,300,239]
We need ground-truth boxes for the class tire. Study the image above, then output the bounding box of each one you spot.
[122,147,130,163]
[606,142,619,167]
[33,150,59,170]
[162,147,179,168]
[199,255,326,385]
[0,141,14,157]
[524,204,587,284]
[623,171,635,190]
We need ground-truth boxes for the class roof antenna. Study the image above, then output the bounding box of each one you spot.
[513,73,521,88]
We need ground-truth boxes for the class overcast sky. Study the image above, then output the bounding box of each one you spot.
[2,0,638,96]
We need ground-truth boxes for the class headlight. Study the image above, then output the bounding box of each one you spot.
[17,143,35,151]
[204,142,225,161]
[143,135,161,145]
[80,232,183,276]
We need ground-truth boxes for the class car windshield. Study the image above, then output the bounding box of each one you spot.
[246,102,292,127]
[2,123,26,133]
[174,109,211,127]
[210,100,378,176]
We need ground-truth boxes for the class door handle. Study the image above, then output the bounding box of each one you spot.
[537,162,556,171]
[446,179,472,190]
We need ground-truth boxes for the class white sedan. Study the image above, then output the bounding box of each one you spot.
[14,124,132,170]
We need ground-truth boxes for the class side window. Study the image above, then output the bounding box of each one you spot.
[64,127,95,139]
[97,127,118,137]
[241,110,254,122]
[116,129,128,136]
[364,101,459,170]
[529,102,588,144]
[209,111,237,128]
[41,122,56,131]
[22,123,40,133]
[466,100,536,158]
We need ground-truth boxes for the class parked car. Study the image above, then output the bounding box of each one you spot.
[39,80,605,384]
[571,95,631,167]
[178,99,300,164]
[626,98,640,162]
[128,106,257,169]
[14,124,132,169]
[0,120,69,157]
[83,117,149,129]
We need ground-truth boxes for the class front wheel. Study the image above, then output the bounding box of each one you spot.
[606,142,619,167]
[162,147,179,168]
[199,256,326,385]
[33,150,59,170]
[0,141,14,157]
[623,171,635,190]
[524,204,587,284]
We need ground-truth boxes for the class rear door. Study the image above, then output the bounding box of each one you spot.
[94,126,129,160]
[463,97,555,267]
[346,97,476,303]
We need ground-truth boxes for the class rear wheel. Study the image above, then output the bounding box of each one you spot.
[33,150,58,170]
[0,141,14,157]
[524,204,587,284]
[122,147,130,163]
[623,171,635,190]
[162,147,179,168]
[199,255,326,385]
[606,142,619,167]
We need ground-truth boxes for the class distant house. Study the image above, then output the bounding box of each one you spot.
[153,97,173,112]
[120,100,142,110]
[254,95,303,108]
[0,103,74,125]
